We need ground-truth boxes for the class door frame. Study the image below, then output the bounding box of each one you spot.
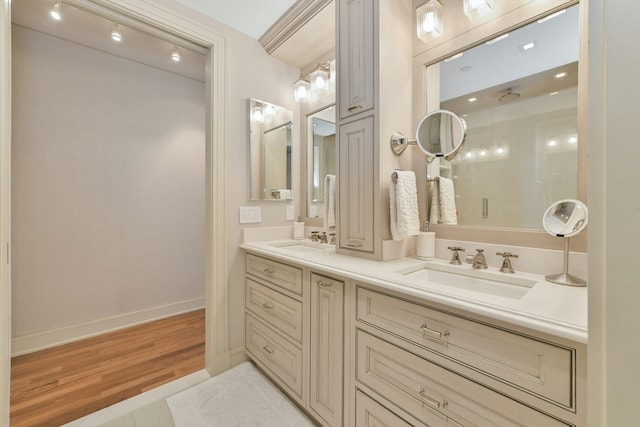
[0,1,230,424]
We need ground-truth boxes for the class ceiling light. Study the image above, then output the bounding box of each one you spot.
[50,1,62,21]
[538,9,566,24]
[465,152,473,159]
[550,91,559,96]
[519,41,536,51]
[568,135,578,144]
[171,46,181,62]
[479,149,487,157]
[486,33,509,45]
[468,97,477,102]
[111,23,122,42]
[555,72,568,79]
[416,0,443,42]
[547,139,557,147]
[463,0,494,21]
[293,76,310,103]
[444,53,463,62]
[496,147,505,154]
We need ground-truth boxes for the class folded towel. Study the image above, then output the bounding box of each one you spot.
[323,174,336,230]
[430,177,457,225]
[390,171,420,241]
[278,189,292,200]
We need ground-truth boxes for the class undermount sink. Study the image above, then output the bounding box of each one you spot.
[269,241,333,253]
[396,263,536,300]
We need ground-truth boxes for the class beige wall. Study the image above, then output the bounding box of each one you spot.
[11,25,206,337]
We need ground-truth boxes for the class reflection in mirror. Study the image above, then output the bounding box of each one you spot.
[428,4,579,229]
[416,109,466,161]
[542,199,587,286]
[249,98,293,200]
[306,105,336,219]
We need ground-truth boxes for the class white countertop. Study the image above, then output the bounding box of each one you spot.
[240,239,588,344]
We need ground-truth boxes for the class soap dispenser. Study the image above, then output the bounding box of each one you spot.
[416,221,436,260]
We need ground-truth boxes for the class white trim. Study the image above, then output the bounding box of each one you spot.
[230,346,249,367]
[11,298,205,357]
[62,368,211,427]
[0,0,11,425]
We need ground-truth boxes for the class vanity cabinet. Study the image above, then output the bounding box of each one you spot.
[337,0,374,121]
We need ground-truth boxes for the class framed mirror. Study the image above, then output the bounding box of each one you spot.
[415,1,585,250]
[416,109,466,161]
[248,98,293,200]
[306,105,336,219]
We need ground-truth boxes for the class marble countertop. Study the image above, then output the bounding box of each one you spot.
[240,239,588,344]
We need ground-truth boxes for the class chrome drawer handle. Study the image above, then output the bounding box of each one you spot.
[419,388,448,410]
[420,323,450,339]
[262,345,274,354]
[346,242,363,248]
[262,302,274,309]
[263,267,276,274]
[347,104,362,112]
[316,280,333,287]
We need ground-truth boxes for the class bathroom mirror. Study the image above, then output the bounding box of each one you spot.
[542,198,587,286]
[306,105,336,218]
[425,4,580,230]
[542,199,587,238]
[248,98,293,200]
[416,109,466,162]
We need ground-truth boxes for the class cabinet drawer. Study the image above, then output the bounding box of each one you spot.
[246,253,303,295]
[246,278,303,343]
[356,330,570,427]
[356,287,574,409]
[355,390,413,427]
[245,314,303,399]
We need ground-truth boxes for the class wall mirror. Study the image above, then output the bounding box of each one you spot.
[248,98,293,200]
[306,105,336,218]
[425,4,580,231]
[416,109,466,161]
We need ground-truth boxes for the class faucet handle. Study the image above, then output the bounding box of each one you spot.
[497,252,519,273]
[496,251,519,258]
[447,246,465,265]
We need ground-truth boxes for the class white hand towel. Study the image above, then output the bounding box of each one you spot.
[323,174,336,230]
[390,171,420,241]
[438,176,457,225]
[429,180,440,225]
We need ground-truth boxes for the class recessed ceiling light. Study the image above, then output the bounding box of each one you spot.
[444,52,464,62]
[465,152,473,159]
[568,135,578,144]
[547,139,557,147]
[479,149,487,157]
[538,9,566,23]
[460,65,472,72]
[486,33,509,45]
[550,91,559,96]
[468,97,477,102]
[519,41,536,51]
[555,72,568,79]
[496,147,505,154]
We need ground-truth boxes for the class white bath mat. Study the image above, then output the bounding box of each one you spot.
[166,362,315,427]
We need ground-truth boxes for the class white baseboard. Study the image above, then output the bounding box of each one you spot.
[11,297,205,357]
[230,346,248,367]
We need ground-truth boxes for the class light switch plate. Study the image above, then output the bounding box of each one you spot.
[286,205,295,221]
[239,206,261,224]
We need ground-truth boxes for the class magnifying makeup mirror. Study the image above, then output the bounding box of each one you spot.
[390,110,466,162]
[542,199,588,286]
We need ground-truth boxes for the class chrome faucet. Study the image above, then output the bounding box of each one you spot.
[447,246,465,265]
[319,231,328,244]
[472,249,488,269]
[497,252,519,273]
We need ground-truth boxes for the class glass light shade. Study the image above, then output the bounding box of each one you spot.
[463,0,494,20]
[50,2,62,21]
[293,78,310,103]
[263,103,276,118]
[111,24,122,42]
[416,0,443,42]
[251,105,264,123]
[310,66,329,94]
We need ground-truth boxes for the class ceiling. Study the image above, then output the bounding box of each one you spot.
[175,0,298,39]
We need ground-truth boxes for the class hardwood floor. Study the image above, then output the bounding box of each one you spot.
[10,309,205,427]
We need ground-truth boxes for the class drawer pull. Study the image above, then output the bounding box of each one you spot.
[262,345,274,354]
[262,302,274,309]
[347,104,362,112]
[420,323,450,339]
[347,242,363,248]
[263,267,276,274]
[419,387,448,410]
[316,280,333,287]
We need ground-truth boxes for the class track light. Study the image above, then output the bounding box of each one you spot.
[111,23,122,42]
[50,1,62,21]
[171,46,181,62]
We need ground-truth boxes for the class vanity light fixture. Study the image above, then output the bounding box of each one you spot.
[50,1,62,21]
[171,46,181,62]
[468,97,477,102]
[538,9,566,24]
[251,103,264,124]
[554,71,568,79]
[519,41,536,52]
[310,63,330,95]
[463,0,494,21]
[550,91,559,96]
[416,0,443,42]
[293,76,310,103]
[486,33,509,45]
[111,23,122,42]
[263,103,276,118]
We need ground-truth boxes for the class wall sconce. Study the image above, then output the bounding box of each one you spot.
[171,46,181,62]
[293,76,310,103]
[50,1,62,21]
[310,64,330,95]
[416,0,443,42]
[463,0,494,20]
[251,103,264,123]
[111,23,123,42]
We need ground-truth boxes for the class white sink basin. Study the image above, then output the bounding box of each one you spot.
[396,263,536,300]
[269,241,333,253]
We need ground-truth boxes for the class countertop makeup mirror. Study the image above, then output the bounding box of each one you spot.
[248,98,293,201]
[307,105,336,219]
[542,199,587,286]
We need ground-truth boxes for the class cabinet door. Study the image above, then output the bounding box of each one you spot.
[355,390,414,427]
[338,117,374,253]
[338,0,375,120]
[310,273,344,427]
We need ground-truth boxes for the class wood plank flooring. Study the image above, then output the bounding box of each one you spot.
[10,309,205,427]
